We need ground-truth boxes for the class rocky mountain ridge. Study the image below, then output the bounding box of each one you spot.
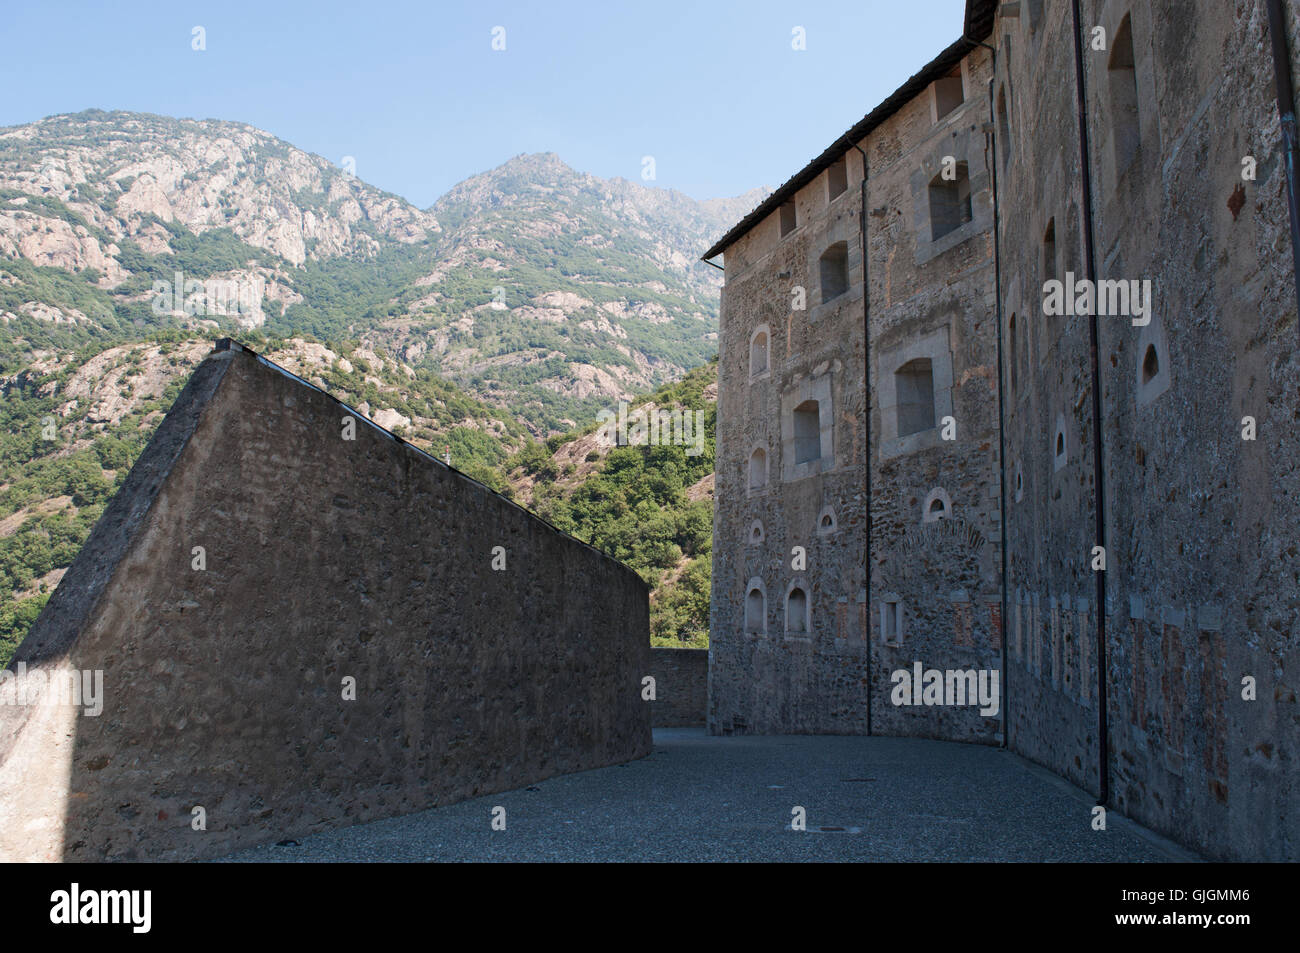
[0,111,766,432]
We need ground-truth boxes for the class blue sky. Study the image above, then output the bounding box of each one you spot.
[1,1,969,207]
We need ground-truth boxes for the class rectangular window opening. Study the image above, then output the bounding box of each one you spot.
[827,156,848,200]
[793,400,821,464]
[779,201,797,237]
[934,66,964,121]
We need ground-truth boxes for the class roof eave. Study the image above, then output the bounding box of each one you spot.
[701,0,997,263]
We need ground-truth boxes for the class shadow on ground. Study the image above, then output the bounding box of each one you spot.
[217,728,1197,862]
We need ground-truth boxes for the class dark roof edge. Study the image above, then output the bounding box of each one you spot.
[701,0,997,262]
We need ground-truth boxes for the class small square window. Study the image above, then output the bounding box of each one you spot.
[819,242,849,303]
[793,400,821,464]
[827,157,848,200]
[934,67,964,121]
[928,164,972,242]
[895,358,936,437]
[1026,0,1044,31]
[779,201,797,237]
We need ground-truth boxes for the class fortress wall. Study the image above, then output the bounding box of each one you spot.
[648,647,707,727]
[708,0,1297,859]
[996,0,1299,860]
[0,344,652,861]
[710,43,1003,741]
[863,44,1003,743]
[709,145,870,735]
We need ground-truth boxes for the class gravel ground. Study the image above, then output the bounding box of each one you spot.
[217,728,1196,862]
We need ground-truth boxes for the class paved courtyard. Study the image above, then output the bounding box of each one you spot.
[219,728,1196,862]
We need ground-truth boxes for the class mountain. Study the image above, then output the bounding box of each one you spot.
[0,109,439,266]
[365,152,760,432]
[0,109,758,663]
[0,109,439,344]
[0,110,764,433]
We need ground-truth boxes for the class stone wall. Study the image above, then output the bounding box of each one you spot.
[0,343,652,861]
[710,42,1003,742]
[863,46,1002,743]
[709,151,871,733]
[994,0,1299,861]
[708,0,1300,860]
[648,648,708,727]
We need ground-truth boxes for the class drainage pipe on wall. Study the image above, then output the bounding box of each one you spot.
[986,75,1010,750]
[1069,0,1110,807]
[1266,0,1300,332]
[845,136,873,736]
[966,10,1003,751]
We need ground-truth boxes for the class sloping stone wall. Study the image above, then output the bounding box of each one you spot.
[0,343,652,861]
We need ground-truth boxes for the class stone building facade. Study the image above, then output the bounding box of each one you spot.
[706,0,1300,861]
[708,25,1003,743]
[995,0,1300,864]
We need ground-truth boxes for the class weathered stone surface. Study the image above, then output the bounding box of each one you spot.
[708,0,1300,861]
[995,0,1300,863]
[648,648,707,727]
[710,45,1002,742]
[0,344,651,861]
